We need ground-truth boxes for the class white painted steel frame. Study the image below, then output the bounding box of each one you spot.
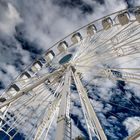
[55,67,72,140]
[72,70,107,140]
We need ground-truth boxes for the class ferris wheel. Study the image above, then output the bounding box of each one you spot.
[0,6,140,140]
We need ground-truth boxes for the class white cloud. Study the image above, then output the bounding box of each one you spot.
[7,0,128,50]
[123,116,140,135]
[0,2,22,35]
[132,0,140,6]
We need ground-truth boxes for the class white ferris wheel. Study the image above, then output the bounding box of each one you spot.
[0,6,140,140]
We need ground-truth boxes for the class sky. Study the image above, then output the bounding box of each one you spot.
[0,0,140,140]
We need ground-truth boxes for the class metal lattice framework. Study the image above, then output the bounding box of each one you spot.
[0,6,140,140]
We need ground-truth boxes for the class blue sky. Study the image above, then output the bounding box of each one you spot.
[0,0,140,140]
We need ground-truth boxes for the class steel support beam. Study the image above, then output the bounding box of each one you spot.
[55,67,71,140]
[126,128,140,140]
[72,70,107,140]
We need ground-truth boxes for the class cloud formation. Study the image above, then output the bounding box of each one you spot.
[0,0,140,139]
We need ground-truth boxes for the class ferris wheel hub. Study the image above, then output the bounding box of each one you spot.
[59,54,73,65]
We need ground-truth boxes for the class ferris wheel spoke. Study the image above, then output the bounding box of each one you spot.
[111,23,140,45]
[97,39,140,59]
[4,84,50,116]
[0,94,35,130]
[76,63,140,85]
[96,98,139,113]
[108,68,140,73]
[74,52,112,65]
[73,37,93,61]
[0,69,63,109]
[11,106,47,140]
[6,93,53,138]
[5,95,49,134]
[103,68,140,84]
[2,71,55,98]
[107,68,140,82]
[14,75,39,83]
[107,32,140,52]
[112,36,140,52]
[90,22,130,47]
[34,98,61,140]
[107,55,140,72]
[15,109,46,136]
[0,71,63,137]
[74,36,140,66]
[74,22,140,63]
[9,79,64,139]
[74,47,140,68]
[34,80,64,140]
[26,110,47,140]
[114,33,140,48]
[73,45,115,64]
[83,52,140,71]
[74,51,118,70]
[73,28,112,61]
[2,74,56,100]
[1,96,36,130]
[75,22,135,59]
[103,34,140,54]
[77,55,132,74]
[2,91,48,132]
[74,66,104,79]
[94,27,116,42]
[10,78,63,123]
[72,34,102,62]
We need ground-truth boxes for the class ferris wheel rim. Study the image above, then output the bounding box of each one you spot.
[1,6,138,88]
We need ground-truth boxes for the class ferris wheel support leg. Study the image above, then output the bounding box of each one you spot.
[55,68,72,140]
[72,70,107,140]
[78,89,93,140]
[125,127,140,140]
